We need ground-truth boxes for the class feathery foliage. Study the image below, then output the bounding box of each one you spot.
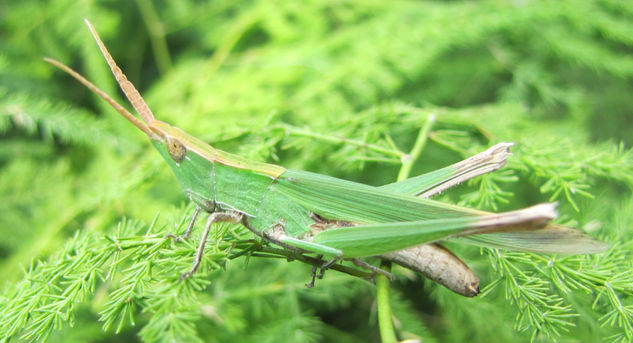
[1,0,632,342]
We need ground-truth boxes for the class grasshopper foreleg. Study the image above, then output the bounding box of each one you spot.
[166,206,202,242]
[180,211,243,281]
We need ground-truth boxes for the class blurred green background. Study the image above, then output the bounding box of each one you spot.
[1,0,632,342]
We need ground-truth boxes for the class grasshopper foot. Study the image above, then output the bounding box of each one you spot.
[165,233,188,242]
[317,257,341,279]
[306,264,318,288]
[179,258,201,281]
[179,270,196,281]
[166,207,202,242]
[306,255,324,288]
[306,255,340,288]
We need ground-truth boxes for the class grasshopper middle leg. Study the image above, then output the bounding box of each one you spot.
[179,211,243,281]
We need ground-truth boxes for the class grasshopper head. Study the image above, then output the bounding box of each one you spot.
[148,120,212,164]
[45,20,226,212]
[45,20,219,168]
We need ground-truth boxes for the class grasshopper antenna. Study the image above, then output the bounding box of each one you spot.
[83,18,156,124]
[43,57,158,140]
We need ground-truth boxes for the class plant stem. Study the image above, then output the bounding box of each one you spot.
[377,114,436,342]
[377,261,397,343]
[397,114,436,181]
[136,0,172,74]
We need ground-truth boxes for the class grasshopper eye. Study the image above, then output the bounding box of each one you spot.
[166,137,186,163]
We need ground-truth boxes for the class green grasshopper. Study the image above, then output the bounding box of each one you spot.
[45,20,606,297]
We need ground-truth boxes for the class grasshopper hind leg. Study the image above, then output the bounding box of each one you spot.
[272,229,395,285]
[252,222,395,287]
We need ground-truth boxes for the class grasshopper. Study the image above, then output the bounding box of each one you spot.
[44,20,606,297]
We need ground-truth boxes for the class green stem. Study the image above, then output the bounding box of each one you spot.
[192,8,260,115]
[397,114,436,182]
[200,9,260,82]
[377,114,436,342]
[136,0,172,74]
[377,262,397,343]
